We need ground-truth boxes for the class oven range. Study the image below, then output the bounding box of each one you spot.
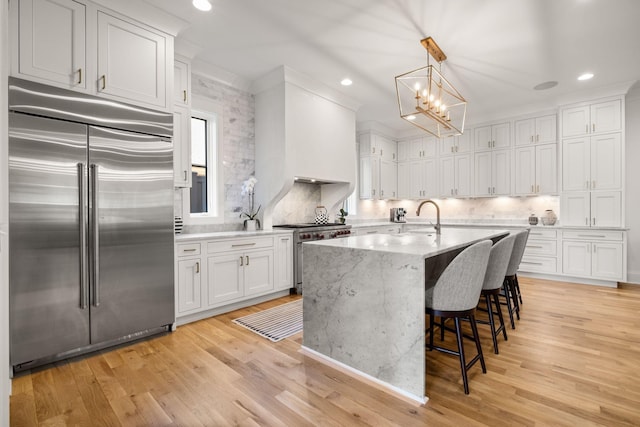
[273,223,352,294]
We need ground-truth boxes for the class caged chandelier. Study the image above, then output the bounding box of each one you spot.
[395,37,467,138]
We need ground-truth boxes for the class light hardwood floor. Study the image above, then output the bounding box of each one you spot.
[10,277,640,426]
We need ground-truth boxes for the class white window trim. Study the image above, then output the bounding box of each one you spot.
[182,95,224,225]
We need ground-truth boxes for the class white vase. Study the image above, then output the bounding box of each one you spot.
[245,219,257,231]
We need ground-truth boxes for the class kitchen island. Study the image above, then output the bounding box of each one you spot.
[301,228,508,404]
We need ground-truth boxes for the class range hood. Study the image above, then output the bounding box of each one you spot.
[253,66,360,229]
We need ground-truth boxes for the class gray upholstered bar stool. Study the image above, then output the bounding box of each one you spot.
[426,240,492,395]
[501,229,530,329]
[479,234,516,354]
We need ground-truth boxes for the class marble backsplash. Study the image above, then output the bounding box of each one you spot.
[271,182,322,224]
[354,195,561,225]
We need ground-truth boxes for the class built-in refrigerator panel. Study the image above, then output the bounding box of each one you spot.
[9,112,90,365]
[88,126,174,343]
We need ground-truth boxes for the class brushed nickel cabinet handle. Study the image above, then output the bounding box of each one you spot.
[183,90,187,103]
[184,171,187,181]
[245,256,249,265]
[536,134,539,142]
[101,75,106,90]
[240,256,244,266]
[183,248,197,252]
[195,261,200,273]
[592,123,596,132]
[231,243,256,247]
[78,68,82,84]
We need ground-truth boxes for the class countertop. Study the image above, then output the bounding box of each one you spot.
[349,221,627,231]
[304,228,508,258]
[175,229,293,242]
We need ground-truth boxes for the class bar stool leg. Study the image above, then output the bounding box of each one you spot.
[503,279,516,329]
[454,317,470,395]
[493,293,508,341]
[469,314,487,373]
[485,294,499,354]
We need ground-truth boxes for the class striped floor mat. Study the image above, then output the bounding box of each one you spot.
[232,300,302,342]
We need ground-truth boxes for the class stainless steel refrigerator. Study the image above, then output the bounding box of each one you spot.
[9,78,175,370]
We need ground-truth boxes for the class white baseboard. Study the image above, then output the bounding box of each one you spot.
[625,271,640,285]
[518,272,619,288]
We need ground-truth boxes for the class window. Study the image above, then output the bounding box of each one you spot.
[183,96,223,223]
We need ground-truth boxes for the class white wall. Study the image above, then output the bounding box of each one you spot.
[625,83,640,283]
[1,0,10,424]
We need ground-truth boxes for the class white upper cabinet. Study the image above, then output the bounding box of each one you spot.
[515,114,556,146]
[514,144,557,196]
[359,132,397,199]
[441,132,472,155]
[173,105,192,188]
[474,149,510,196]
[174,58,191,107]
[562,133,621,191]
[440,153,472,198]
[11,0,173,111]
[13,0,87,90]
[474,122,510,151]
[561,100,621,137]
[561,191,621,227]
[97,11,168,109]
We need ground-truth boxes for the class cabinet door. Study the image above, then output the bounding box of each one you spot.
[207,254,243,306]
[514,146,535,195]
[16,0,86,89]
[379,137,397,162]
[455,154,473,197]
[397,161,411,198]
[591,191,621,227]
[562,106,589,137]
[592,243,623,280]
[514,118,535,146]
[440,156,455,197]
[173,105,192,188]
[406,160,424,198]
[380,160,397,199]
[536,144,557,194]
[474,125,493,151]
[590,133,621,190]
[492,149,511,195]
[562,241,591,277]
[591,100,621,134]
[244,250,274,296]
[474,152,492,196]
[97,11,167,108]
[492,122,511,149]
[177,259,201,313]
[423,158,438,197]
[275,236,293,290]
[535,114,557,144]
[562,137,590,191]
[174,59,190,106]
[359,156,379,199]
[441,137,456,155]
[561,192,590,227]
[455,132,473,153]
[423,137,438,158]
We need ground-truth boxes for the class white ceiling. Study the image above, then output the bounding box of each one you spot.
[144,0,640,133]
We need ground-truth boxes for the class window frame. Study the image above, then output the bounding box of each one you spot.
[182,96,224,225]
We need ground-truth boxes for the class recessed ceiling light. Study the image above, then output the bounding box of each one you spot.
[533,81,558,90]
[406,115,416,121]
[578,73,594,81]
[340,78,353,86]
[192,0,212,12]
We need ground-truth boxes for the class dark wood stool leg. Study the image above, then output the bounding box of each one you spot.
[509,277,520,320]
[469,314,487,373]
[515,274,523,305]
[493,293,508,341]
[454,317,470,395]
[503,279,516,329]
[485,293,499,354]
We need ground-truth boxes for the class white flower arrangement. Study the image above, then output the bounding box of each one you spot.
[240,176,261,223]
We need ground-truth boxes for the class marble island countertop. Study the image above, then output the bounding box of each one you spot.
[349,220,627,231]
[305,228,509,258]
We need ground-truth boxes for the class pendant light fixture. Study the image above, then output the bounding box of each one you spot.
[395,37,467,138]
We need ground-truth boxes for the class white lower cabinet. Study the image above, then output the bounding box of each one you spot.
[561,230,625,282]
[177,258,202,313]
[175,234,292,324]
[207,249,273,305]
[520,228,558,274]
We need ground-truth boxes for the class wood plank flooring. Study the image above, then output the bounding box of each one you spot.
[10,277,640,426]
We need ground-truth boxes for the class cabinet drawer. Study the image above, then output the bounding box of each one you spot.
[562,230,623,241]
[208,237,274,254]
[519,256,557,273]
[527,229,557,239]
[525,239,557,256]
[177,243,201,257]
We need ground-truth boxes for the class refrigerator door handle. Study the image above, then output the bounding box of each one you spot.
[90,164,100,307]
[78,163,88,309]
